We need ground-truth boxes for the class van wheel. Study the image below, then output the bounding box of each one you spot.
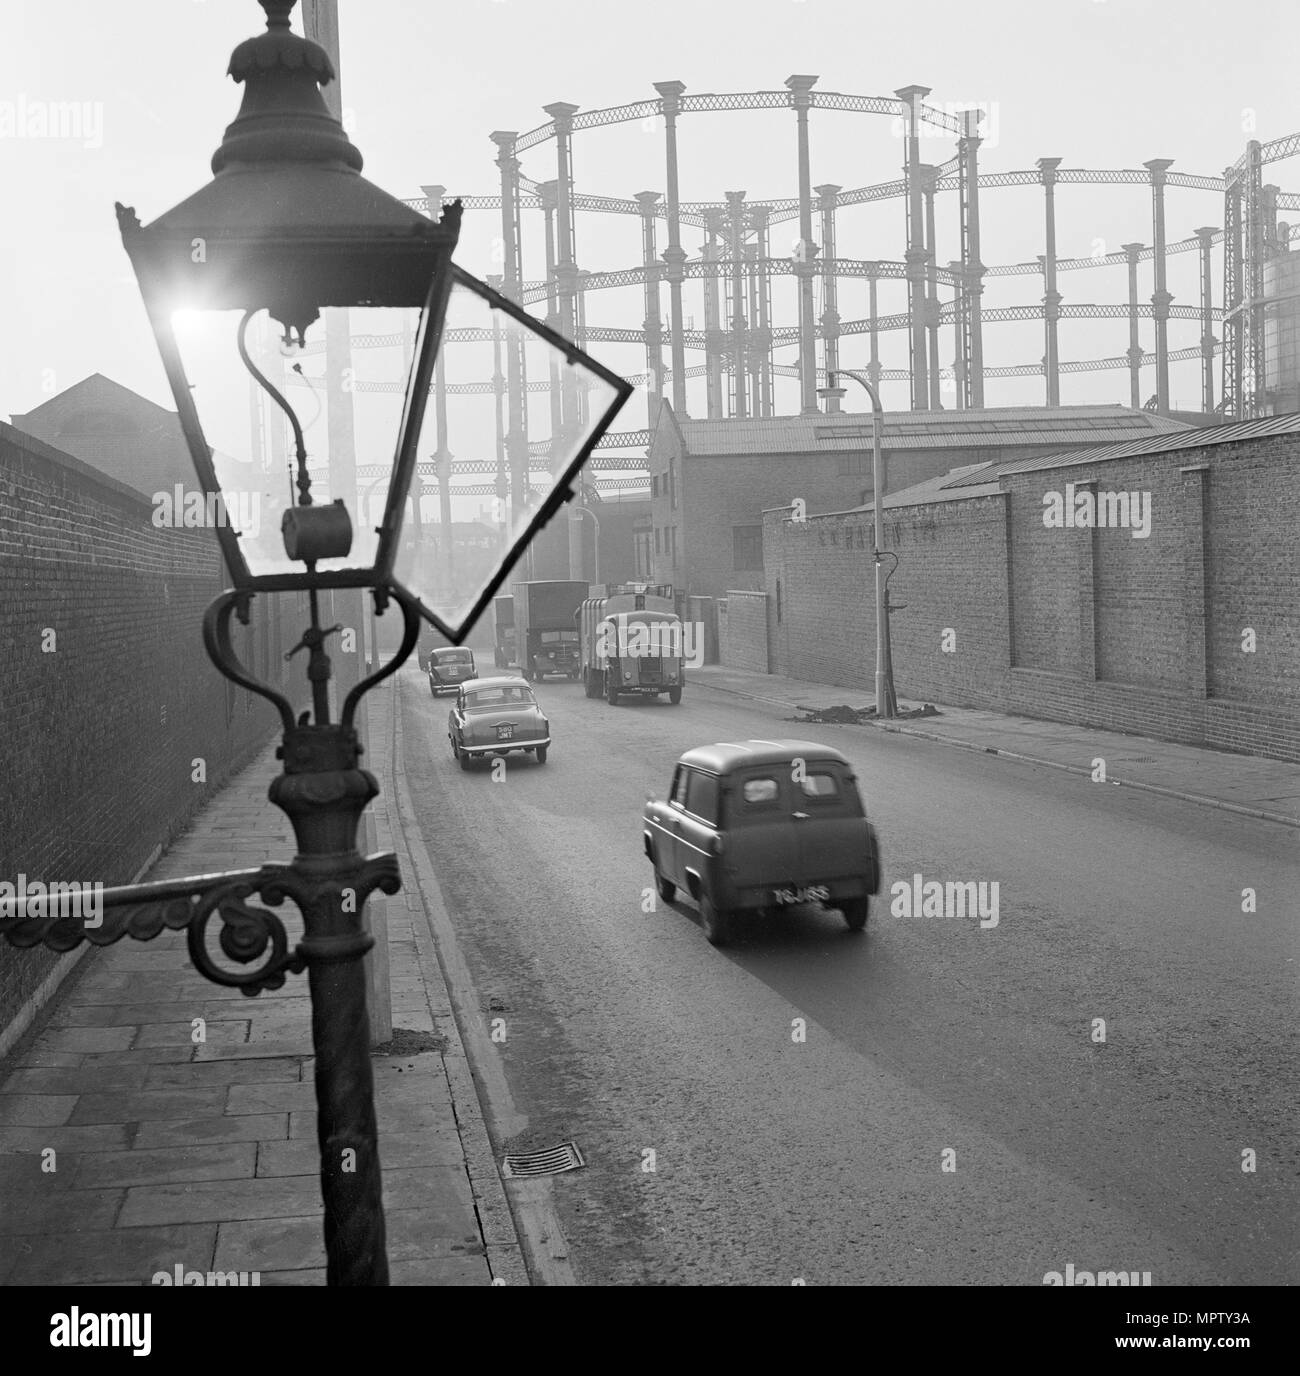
[699,894,732,946]
[668,686,682,705]
[655,869,675,903]
[841,898,869,932]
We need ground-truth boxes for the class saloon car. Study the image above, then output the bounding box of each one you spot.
[643,739,881,945]
[427,646,478,696]
[448,676,550,769]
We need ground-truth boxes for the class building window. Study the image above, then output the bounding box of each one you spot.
[670,526,677,565]
[776,578,782,623]
[733,524,763,572]
[654,527,661,554]
[669,461,676,509]
[652,474,659,498]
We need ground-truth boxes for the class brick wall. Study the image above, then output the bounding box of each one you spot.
[765,495,1011,704]
[0,424,302,1037]
[719,590,770,673]
[751,431,1300,761]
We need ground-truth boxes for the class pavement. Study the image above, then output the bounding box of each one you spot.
[0,676,526,1287]
[688,665,1300,828]
[2,659,1294,1288]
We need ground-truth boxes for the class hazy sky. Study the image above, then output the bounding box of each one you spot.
[2,0,1295,428]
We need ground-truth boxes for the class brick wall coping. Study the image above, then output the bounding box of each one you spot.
[0,420,153,512]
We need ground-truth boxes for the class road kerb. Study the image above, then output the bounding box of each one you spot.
[384,673,576,1287]
[691,674,1299,830]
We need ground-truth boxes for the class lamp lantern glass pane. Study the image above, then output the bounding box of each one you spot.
[163,295,438,583]
[388,268,631,643]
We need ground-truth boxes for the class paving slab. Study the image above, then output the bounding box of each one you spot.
[0,1123,131,1153]
[117,1173,324,1227]
[213,1214,324,1273]
[0,1187,124,1234]
[193,1038,310,1062]
[79,1046,195,1066]
[69,1087,229,1125]
[132,1020,250,1048]
[224,1080,319,1115]
[6,1050,83,1068]
[386,1207,490,1261]
[390,1257,492,1285]
[33,1027,135,1053]
[381,1166,479,1223]
[259,1267,326,1285]
[287,1097,447,1139]
[0,1150,82,1190]
[2,1064,149,1094]
[133,1113,288,1149]
[143,1057,303,1089]
[71,1142,257,1189]
[50,1001,211,1029]
[0,1224,218,1286]
[256,1128,466,1178]
[0,1093,79,1126]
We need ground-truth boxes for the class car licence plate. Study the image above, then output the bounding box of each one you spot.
[496,724,514,740]
[772,884,830,906]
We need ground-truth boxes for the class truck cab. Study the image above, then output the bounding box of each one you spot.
[578,585,684,706]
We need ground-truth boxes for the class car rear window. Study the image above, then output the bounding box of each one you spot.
[464,687,533,710]
[436,650,473,664]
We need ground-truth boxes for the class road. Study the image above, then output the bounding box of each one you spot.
[397,665,1297,1286]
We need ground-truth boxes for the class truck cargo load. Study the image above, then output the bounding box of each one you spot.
[510,579,588,681]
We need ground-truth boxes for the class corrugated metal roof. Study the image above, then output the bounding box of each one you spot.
[941,450,1078,487]
[998,411,1300,475]
[672,405,1191,456]
[792,464,1005,519]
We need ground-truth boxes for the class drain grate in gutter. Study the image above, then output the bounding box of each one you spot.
[501,1142,585,1178]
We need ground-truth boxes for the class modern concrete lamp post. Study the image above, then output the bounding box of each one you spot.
[1,0,631,1285]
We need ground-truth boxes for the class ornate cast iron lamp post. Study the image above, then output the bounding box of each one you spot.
[1,0,631,1285]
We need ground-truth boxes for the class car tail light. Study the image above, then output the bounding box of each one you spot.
[711,834,725,856]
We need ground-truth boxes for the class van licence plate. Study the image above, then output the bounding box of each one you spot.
[772,884,829,905]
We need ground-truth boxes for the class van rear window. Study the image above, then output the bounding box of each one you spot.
[741,777,779,805]
[800,771,840,799]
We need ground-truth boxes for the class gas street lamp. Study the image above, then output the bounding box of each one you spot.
[818,369,897,718]
[2,0,631,1286]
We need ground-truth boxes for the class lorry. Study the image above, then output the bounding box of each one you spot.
[577,583,684,705]
[492,594,515,670]
[510,579,588,681]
